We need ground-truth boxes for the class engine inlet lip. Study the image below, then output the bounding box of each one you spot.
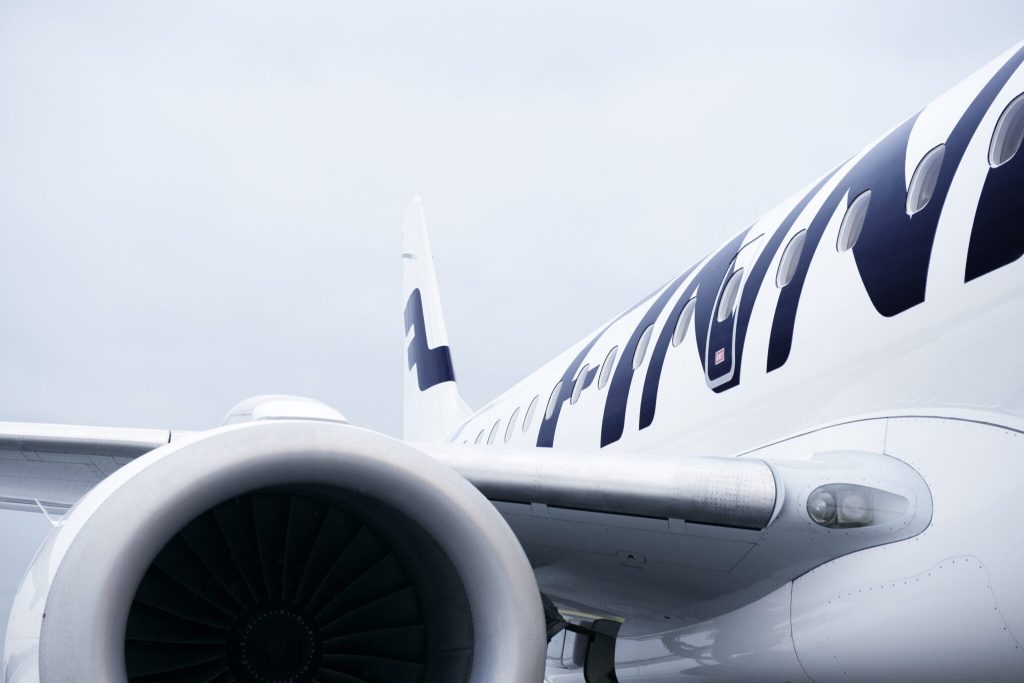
[35,421,546,683]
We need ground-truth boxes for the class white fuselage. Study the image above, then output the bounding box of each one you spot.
[451,42,1024,681]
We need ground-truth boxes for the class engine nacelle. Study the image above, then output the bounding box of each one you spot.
[4,421,546,682]
[221,395,350,425]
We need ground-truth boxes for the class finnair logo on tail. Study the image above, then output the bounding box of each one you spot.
[404,288,456,391]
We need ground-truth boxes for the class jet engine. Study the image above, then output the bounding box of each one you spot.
[4,421,546,683]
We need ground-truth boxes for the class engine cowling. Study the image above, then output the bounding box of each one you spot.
[4,421,546,682]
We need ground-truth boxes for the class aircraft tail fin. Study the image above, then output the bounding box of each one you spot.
[402,197,472,441]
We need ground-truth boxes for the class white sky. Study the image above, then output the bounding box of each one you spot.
[1,0,1022,640]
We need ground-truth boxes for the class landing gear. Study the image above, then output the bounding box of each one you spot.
[543,595,620,683]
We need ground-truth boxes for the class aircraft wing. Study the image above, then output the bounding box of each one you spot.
[0,417,936,682]
[0,419,931,612]
[0,423,182,514]
[0,421,776,527]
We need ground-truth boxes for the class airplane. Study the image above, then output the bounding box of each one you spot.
[2,37,1024,683]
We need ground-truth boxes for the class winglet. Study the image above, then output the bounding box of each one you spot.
[402,197,471,441]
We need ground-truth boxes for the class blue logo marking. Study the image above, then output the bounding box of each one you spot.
[404,288,456,391]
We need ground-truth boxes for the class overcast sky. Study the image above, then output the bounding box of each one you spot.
[1,0,1022,642]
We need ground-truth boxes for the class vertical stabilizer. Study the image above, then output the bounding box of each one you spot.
[402,197,471,441]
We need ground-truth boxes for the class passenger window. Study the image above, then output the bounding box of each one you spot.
[672,298,696,347]
[906,144,945,215]
[522,395,539,431]
[837,190,871,252]
[776,230,807,288]
[544,381,563,420]
[504,407,521,443]
[990,93,1024,168]
[474,429,485,445]
[598,347,618,389]
[632,324,654,369]
[570,364,590,404]
[716,268,744,323]
[487,419,502,445]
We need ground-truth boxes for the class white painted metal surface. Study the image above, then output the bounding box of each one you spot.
[2,39,1024,683]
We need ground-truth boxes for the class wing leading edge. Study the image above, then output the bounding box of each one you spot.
[0,421,779,530]
[0,423,184,513]
[0,419,933,638]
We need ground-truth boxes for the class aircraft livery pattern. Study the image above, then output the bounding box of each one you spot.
[473,43,1024,450]
[967,98,1024,281]
[404,287,457,391]
[769,43,1024,368]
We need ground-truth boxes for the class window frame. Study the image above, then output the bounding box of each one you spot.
[522,395,540,432]
[837,189,871,252]
[504,407,521,443]
[598,347,618,389]
[989,93,1024,168]
[570,363,590,404]
[672,298,696,347]
[632,324,655,370]
[776,230,807,288]
[544,381,564,420]
[716,268,744,323]
[906,144,945,216]
[487,419,502,445]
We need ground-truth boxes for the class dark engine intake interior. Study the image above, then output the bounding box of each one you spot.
[125,487,461,683]
[12,422,545,683]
